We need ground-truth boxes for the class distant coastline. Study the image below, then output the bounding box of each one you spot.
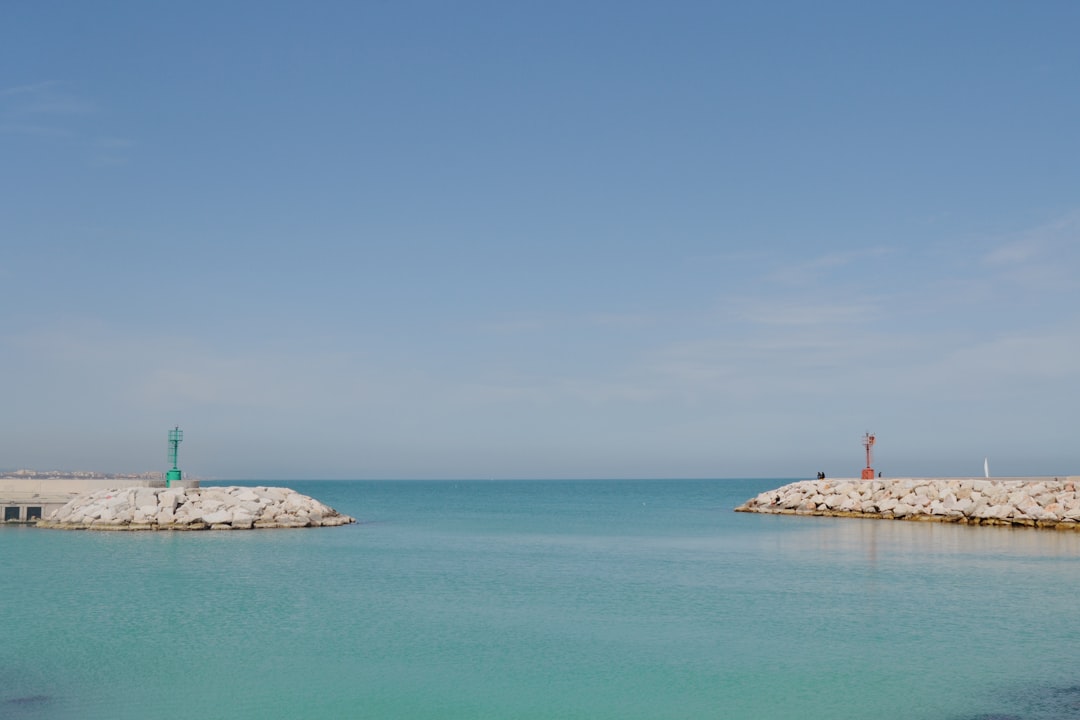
[1,469,165,481]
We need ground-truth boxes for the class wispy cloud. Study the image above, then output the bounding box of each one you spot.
[731,298,877,327]
[0,123,73,137]
[1,81,133,163]
[982,210,1080,266]
[96,136,136,149]
[582,312,657,329]
[1,81,59,98]
[1,80,95,115]
[983,240,1041,266]
[938,329,1080,381]
[478,315,551,334]
[767,246,894,286]
[977,211,1080,294]
[7,324,373,414]
[449,374,657,408]
[479,310,657,335]
[91,136,137,165]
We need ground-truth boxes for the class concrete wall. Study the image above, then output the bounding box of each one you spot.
[0,477,199,524]
[0,477,161,496]
[2,503,59,523]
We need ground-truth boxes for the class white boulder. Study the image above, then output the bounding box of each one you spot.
[37,486,356,531]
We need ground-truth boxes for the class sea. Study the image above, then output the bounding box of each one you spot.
[3,478,1080,720]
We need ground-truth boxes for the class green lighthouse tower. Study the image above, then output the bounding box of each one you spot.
[166,426,184,488]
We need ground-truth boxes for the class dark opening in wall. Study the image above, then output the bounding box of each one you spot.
[4,506,20,521]
[26,506,42,520]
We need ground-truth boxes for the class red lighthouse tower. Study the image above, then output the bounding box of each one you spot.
[861,432,876,480]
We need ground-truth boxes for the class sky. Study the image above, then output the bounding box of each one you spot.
[2,1,1079,480]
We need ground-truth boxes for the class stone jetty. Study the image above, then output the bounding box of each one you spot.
[736,477,1080,530]
[36,486,356,530]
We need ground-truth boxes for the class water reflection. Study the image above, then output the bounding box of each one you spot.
[755,513,1080,565]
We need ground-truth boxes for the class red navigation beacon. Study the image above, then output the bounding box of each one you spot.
[861,432,876,480]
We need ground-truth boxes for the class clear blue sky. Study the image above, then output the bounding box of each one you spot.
[3,1,1078,479]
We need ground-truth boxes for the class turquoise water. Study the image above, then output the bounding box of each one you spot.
[3,478,1080,719]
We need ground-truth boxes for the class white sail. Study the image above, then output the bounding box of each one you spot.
[984,458,990,478]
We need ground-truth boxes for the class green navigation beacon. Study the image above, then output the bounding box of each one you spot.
[166,426,184,488]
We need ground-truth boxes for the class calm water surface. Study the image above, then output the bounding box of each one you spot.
[3,479,1079,719]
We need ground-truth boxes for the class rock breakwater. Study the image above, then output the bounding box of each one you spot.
[36,486,356,530]
[736,477,1080,530]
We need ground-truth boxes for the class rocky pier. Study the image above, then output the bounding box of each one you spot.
[736,476,1080,530]
[36,486,356,530]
